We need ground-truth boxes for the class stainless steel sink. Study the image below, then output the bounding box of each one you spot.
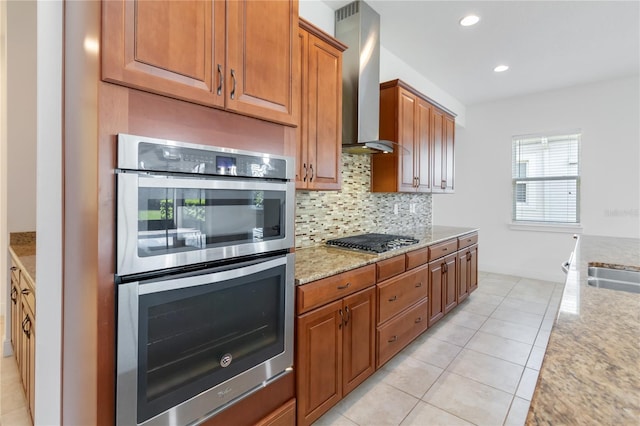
[587,266,640,294]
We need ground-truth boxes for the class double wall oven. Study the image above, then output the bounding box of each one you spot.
[115,134,295,425]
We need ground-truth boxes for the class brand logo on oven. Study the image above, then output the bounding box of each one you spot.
[220,353,233,368]
[217,387,233,398]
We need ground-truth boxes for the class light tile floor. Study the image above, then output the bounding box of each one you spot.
[314,272,564,426]
[0,317,32,426]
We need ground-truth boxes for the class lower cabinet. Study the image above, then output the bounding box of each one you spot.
[377,298,429,367]
[457,244,478,301]
[9,254,36,424]
[295,280,376,426]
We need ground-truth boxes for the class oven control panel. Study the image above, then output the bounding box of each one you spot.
[117,133,293,180]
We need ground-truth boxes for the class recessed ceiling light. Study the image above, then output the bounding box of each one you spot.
[494,65,509,73]
[460,15,480,27]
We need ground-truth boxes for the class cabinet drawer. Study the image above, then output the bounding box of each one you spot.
[296,264,376,314]
[428,239,457,262]
[406,247,429,270]
[458,232,478,250]
[377,298,429,368]
[377,265,428,325]
[376,255,405,282]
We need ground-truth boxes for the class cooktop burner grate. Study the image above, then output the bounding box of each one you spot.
[326,233,419,254]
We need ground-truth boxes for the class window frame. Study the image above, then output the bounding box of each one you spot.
[511,131,582,229]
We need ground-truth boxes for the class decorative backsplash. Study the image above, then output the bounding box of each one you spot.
[295,154,432,248]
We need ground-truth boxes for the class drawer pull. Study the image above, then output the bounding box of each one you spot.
[388,335,398,343]
[415,282,422,288]
[415,317,423,323]
[10,266,18,271]
[442,247,448,252]
[337,282,351,290]
[388,295,398,302]
[467,239,472,242]
[21,288,30,295]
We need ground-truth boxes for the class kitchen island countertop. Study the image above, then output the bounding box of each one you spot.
[295,225,477,285]
[527,235,640,424]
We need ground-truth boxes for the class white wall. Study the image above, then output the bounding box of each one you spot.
[299,0,466,126]
[35,1,63,424]
[6,0,37,233]
[0,0,7,335]
[434,76,640,282]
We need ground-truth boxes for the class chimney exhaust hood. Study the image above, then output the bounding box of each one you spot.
[336,1,395,154]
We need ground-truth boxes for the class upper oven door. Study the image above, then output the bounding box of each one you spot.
[117,173,295,276]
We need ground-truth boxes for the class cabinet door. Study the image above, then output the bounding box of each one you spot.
[428,259,445,326]
[306,33,342,190]
[443,115,455,192]
[10,266,20,358]
[296,28,309,187]
[26,307,35,422]
[398,89,417,192]
[102,0,225,108]
[443,254,458,314]
[431,108,445,193]
[296,300,343,426]
[342,288,376,396]
[227,0,299,126]
[469,245,479,293]
[416,99,432,192]
[457,250,470,303]
[20,301,32,394]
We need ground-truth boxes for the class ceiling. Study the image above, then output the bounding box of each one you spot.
[322,0,640,106]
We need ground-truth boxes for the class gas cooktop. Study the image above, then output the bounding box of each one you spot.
[326,233,419,254]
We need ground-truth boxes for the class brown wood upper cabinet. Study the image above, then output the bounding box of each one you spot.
[372,79,455,193]
[296,19,346,190]
[102,0,299,126]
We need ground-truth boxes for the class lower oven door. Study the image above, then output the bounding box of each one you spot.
[116,253,294,426]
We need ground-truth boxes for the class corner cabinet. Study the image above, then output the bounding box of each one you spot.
[296,19,346,190]
[372,79,455,194]
[102,0,299,126]
[295,265,376,426]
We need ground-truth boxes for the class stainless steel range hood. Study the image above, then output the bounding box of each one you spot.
[336,1,394,154]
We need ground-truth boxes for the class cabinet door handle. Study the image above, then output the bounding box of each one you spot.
[337,282,351,290]
[344,306,350,326]
[415,282,422,288]
[216,64,223,96]
[441,179,447,189]
[230,69,236,100]
[415,316,423,323]
[22,315,31,339]
[21,288,30,296]
[303,163,308,182]
[468,251,472,260]
[10,266,17,271]
[10,287,17,303]
[442,262,447,273]
[388,335,398,343]
[388,295,398,302]
[309,164,314,182]
[338,308,344,329]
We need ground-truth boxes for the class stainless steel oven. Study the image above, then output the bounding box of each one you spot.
[115,134,295,425]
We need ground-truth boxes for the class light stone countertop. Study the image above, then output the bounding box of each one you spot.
[9,232,36,285]
[527,235,640,424]
[295,225,478,285]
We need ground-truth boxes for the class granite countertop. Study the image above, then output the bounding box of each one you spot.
[527,235,640,424]
[9,232,36,285]
[295,225,477,285]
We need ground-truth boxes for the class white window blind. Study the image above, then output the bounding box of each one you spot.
[512,133,580,224]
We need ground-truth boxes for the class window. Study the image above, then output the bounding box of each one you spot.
[512,132,580,224]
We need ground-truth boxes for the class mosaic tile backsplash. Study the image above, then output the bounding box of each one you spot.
[295,153,432,248]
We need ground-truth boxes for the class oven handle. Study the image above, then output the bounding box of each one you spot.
[137,253,294,295]
[138,175,291,192]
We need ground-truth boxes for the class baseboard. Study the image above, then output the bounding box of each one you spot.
[3,338,13,357]
[480,263,565,284]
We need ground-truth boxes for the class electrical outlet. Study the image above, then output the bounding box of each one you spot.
[394,203,399,215]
